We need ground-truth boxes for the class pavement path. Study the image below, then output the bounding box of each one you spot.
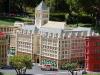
[0,64,82,75]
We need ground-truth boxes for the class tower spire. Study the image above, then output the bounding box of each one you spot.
[35,1,49,28]
[36,0,47,10]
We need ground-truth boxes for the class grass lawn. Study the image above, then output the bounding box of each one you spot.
[3,73,16,75]
[0,16,93,30]
[0,20,14,26]
[83,74,100,75]
[0,72,15,75]
[0,17,33,26]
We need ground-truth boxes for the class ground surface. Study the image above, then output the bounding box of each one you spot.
[0,64,83,75]
[0,17,33,26]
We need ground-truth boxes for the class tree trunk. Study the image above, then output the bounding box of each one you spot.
[15,69,19,75]
[70,70,74,75]
[18,69,21,75]
[16,69,23,75]
[23,68,26,74]
[15,68,27,75]
[21,69,23,74]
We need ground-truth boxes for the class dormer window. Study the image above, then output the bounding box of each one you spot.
[42,20,47,25]
[56,33,58,37]
[45,32,48,37]
[64,36,66,39]
[54,33,58,38]
[49,33,53,38]
[42,14,48,18]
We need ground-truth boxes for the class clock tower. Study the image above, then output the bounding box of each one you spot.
[35,1,49,28]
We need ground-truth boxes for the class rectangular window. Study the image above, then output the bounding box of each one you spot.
[94,64,100,71]
[95,50,100,54]
[62,51,64,54]
[62,55,64,58]
[55,51,57,54]
[62,41,64,43]
[96,42,100,46]
[95,56,100,60]
[65,51,67,54]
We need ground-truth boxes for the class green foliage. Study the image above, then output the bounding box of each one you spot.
[66,0,79,12]
[0,17,32,26]
[0,62,4,67]
[50,13,66,21]
[61,63,77,71]
[10,55,32,69]
[0,0,100,15]
[66,13,95,24]
[10,55,32,75]
[61,63,77,75]
[77,0,100,15]
[92,25,100,34]
[0,72,3,75]
[83,74,100,75]
[44,0,69,13]
[0,0,100,34]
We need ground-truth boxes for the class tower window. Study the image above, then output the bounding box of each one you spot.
[42,14,48,18]
[42,20,47,25]
[36,11,40,18]
[96,42,100,46]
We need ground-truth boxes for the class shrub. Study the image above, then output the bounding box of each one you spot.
[66,14,95,24]
[50,13,65,22]
[0,72,3,75]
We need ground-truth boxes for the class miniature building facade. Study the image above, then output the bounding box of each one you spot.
[85,36,100,72]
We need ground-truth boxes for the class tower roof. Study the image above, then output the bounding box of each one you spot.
[36,1,48,10]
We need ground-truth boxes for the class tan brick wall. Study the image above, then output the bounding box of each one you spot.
[32,54,39,63]
[17,51,31,56]
[0,34,9,65]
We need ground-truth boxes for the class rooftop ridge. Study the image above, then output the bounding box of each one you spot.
[36,1,48,10]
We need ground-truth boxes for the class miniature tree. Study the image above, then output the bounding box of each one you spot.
[65,63,77,75]
[10,55,32,75]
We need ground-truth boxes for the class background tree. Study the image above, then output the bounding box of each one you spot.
[10,55,32,75]
[77,0,100,31]
[44,0,69,13]
[0,0,100,29]
[77,0,100,15]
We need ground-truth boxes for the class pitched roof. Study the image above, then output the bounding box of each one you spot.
[36,1,48,10]
[41,21,65,29]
